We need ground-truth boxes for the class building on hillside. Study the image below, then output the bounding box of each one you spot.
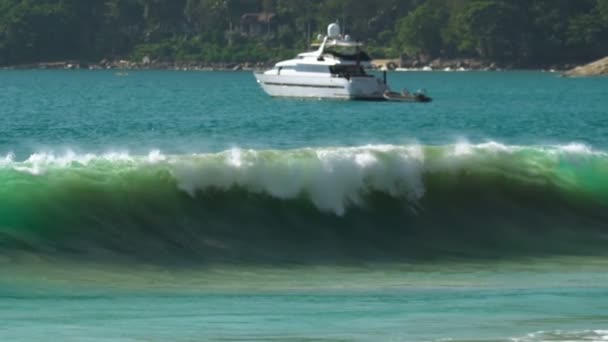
[240,12,277,36]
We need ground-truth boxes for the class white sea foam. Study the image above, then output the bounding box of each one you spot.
[452,140,473,156]
[0,153,14,166]
[9,150,135,175]
[168,145,426,215]
[476,141,517,153]
[4,141,601,173]
[1,142,605,214]
[146,149,167,163]
[447,140,606,158]
[2,149,175,173]
[450,140,521,157]
[511,329,608,342]
[555,142,594,154]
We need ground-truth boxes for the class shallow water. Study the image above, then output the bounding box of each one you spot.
[1,258,608,341]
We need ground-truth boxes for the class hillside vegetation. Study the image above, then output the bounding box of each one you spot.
[1,0,607,67]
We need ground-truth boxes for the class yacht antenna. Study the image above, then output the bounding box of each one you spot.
[316,36,328,59]
[356,41,360,67]
[306,20,311,46]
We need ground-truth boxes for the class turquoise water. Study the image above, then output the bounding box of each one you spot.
[1,70,607,156]
[1,70,608,341]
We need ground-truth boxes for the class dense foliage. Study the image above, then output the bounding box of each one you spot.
[0,0,607,66]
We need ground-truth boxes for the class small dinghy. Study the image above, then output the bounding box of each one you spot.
[383,89,432,103]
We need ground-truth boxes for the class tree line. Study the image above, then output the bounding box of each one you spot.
[1,0,607,67]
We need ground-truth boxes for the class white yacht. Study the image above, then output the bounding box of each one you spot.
[254,23,388,100]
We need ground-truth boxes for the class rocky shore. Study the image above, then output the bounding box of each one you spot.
[373,58,500,71]
[563,57,608,77]
[1,57,578,72]
[0,59,271,71]
[371,57,576,72]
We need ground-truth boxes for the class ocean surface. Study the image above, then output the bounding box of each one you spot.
[0,70,607,341]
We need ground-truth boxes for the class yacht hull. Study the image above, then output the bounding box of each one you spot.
[254,73,386,100]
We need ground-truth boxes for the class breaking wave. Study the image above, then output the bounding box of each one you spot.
[1,142,607,263]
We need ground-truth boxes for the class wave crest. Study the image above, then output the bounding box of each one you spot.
[2,142,605,215]
[0,142,607,263]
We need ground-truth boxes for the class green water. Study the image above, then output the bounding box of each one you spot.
[1,70,608,341]
[1,259,608,341]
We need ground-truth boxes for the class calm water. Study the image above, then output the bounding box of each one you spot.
[0,70,607,341]
[1,70,607,156]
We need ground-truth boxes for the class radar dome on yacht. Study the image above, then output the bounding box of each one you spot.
[344,35,351,41]
[327,23,341,38]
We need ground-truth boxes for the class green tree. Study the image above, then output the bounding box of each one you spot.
[1,0,608,67]
[394,0,448,56]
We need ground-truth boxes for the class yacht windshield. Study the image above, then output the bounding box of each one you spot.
[324,50,372,62]
[330,65,368,78]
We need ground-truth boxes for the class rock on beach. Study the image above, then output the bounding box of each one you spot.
[563,57,608,77]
